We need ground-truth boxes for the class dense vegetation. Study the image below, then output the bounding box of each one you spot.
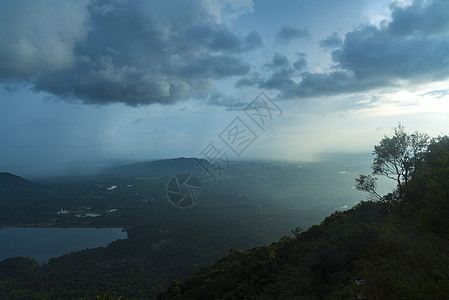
[159,128,449,299]
[0,173,55,224]
[1,158,359,299]
[4,126,449,299]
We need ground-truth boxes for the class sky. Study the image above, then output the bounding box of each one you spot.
[1,0,449,177]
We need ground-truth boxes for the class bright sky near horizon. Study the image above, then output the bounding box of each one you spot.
[1,0,449,177]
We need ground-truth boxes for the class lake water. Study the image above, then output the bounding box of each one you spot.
[0,227,127,264]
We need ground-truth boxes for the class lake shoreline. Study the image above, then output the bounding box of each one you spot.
[0,223,131,232]
[0,226,129,264]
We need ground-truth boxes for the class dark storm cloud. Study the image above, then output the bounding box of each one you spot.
[319,32,343,49]
[185,27,262,53]
[278,71,389,98]
[0,1,91,81]
[262,69,296,91]
[236,53,295,89]
[234,73,260,88]
[0,0,260,106]
[293,57,307,71]
[243,31,264,51]
[266,53,290,69]
[260,0,449,99]
[205,92,247,109]
[276,26,309,44]
[180,55,250,78]
[388,0,449,36]
[333,24,449,81]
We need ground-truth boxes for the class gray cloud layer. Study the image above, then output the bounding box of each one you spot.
[0,0,259,106]
[319,32,343,49]
[2,0,448,106]
[276,26,310,44]
[243,0,449,99]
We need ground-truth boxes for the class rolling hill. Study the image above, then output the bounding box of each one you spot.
[0,173,51,224]
[104,157,205,177]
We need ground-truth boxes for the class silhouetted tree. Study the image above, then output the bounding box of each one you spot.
[355,174,381,200]
[372,124,429,188]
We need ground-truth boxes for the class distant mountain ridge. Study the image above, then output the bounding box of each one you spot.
[0,172,51,224]
[105,157,206,177]
[0,172,44,198]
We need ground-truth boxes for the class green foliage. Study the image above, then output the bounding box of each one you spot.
[85,293,141,300]
[355,174,381,200]
[408,136,449,236]
[159,202,382,299]
[0,173,55,223]
[5,140,449,299]
[358,220,449,299]
[1,160,339,299]
[372,124,429,188]
[290,227,303,239]
[159,131,449,299]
